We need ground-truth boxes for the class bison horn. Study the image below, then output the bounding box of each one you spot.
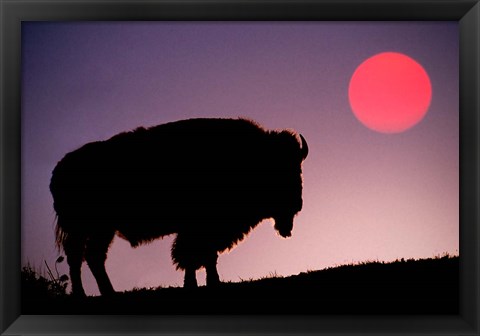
[300,134,309,160]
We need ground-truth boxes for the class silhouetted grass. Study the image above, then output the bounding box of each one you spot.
[22,258,69,300]
[22,255,458,315]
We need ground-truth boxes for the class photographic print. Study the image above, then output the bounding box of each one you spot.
[20,21,459,315]
[21,21,459,314]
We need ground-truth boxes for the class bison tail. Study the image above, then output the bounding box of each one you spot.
[54,215,69,252]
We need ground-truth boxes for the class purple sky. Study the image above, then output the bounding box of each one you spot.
[22,22,458,296]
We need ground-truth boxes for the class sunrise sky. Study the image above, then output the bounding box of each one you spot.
[21,22,459,296]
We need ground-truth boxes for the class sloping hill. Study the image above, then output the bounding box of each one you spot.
[22,255,458,315]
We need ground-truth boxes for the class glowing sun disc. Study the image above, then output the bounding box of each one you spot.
[348,52,432,134]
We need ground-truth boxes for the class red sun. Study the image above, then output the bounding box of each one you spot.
[348,52,432,133]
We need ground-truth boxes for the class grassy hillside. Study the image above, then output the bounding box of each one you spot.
[22,255,458,315]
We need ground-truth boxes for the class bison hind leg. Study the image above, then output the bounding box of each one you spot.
[85,231,116,296]
[62,231,87,298]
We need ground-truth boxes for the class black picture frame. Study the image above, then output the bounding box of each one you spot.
[1,0,479,335]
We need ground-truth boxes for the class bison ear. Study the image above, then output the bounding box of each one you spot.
[300,134,309,160]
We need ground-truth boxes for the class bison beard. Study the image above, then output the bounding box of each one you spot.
[50,118,308,296]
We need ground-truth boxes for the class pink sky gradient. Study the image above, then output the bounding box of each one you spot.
[21,22,458,296]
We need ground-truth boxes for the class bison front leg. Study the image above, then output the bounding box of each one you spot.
[172,234,221,288]
[183,267,198,288]
[205,251,220,287]
[183,251,219,288]
[171,233,198,288]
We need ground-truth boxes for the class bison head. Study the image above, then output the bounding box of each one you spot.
[270,132,308,238]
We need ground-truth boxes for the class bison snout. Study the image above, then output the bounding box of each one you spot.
[279,230,292,238]
[274,217,294,238]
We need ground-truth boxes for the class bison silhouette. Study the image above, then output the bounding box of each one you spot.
[50,118,308,297]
